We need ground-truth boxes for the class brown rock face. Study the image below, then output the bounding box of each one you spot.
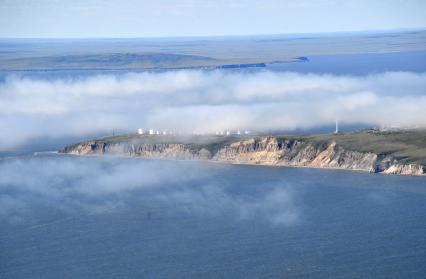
[61,141,211,160]
[213,137,284,165]
[382,164,424,175]
[308,141,377,172]
[60,136,424,176]
[213,138,378,172]
[61,141,103,155]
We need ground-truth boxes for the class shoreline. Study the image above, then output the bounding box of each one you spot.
[54,151,425,177]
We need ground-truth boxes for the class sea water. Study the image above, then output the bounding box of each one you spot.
[1,154,425,278]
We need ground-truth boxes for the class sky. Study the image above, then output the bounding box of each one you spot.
[1,0,426,38]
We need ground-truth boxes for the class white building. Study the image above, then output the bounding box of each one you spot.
[138,128,144,135]
[149,129,154,135]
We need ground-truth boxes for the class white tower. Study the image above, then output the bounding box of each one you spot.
[334,120,339,134]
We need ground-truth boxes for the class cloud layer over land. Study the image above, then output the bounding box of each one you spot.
[1,70,426,150]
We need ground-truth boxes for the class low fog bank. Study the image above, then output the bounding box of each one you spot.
[0,155,299,226]
[1,70,426,150]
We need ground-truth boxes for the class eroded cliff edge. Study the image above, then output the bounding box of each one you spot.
[59,130,426,176]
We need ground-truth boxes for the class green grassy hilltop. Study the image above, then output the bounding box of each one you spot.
[276,130,426,166]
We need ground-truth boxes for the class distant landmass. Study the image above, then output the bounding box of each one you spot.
[1,30,425,70]
[60,129,426,176]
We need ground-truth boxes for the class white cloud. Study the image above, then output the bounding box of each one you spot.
[1,70,426,150]
[0,156,300,226]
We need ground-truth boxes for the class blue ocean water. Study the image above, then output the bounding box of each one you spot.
[1,51,425,82]
[1,155,425,278]
[267,51,426,75]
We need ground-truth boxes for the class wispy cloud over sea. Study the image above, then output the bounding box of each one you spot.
[0,156,300,226]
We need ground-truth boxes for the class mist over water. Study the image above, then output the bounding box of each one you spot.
[1,154,426,278]
[0,155,300,226]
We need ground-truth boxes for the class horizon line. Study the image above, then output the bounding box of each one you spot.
[1,27,425,41]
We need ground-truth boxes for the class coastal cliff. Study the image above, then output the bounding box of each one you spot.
[59,131,426,176]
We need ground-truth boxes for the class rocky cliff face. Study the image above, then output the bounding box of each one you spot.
[212,137,379,172]
[61,141,212,160]
[381,164,424,175]
[60,136,424,176]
